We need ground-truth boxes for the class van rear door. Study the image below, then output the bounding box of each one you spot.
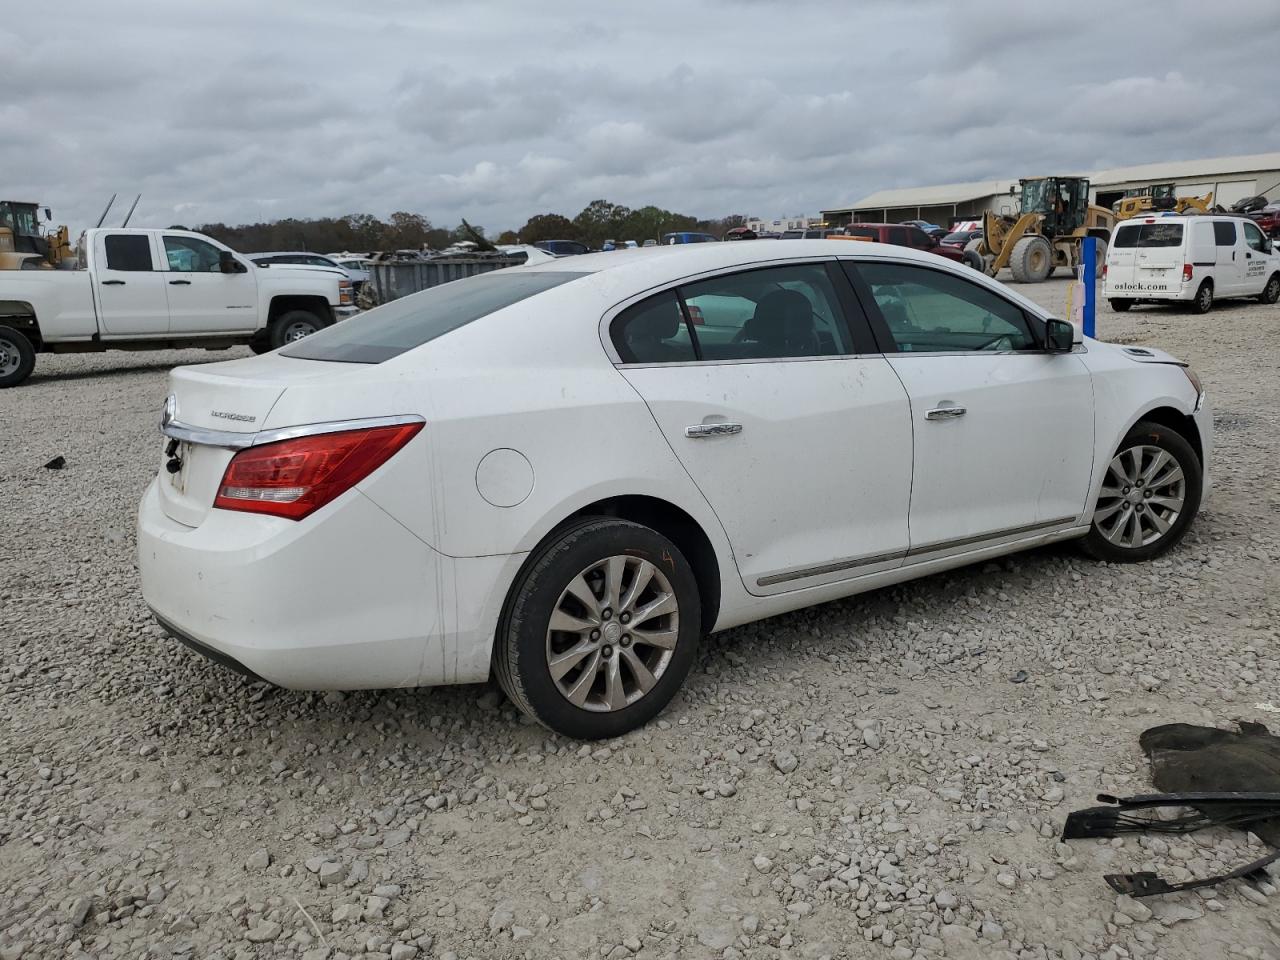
[1133,221,1184,294]
[1107,223,1139,291]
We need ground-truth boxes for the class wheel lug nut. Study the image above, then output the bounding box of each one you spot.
[620,612,630,624]
[602,645,613,658]
[620,635,631,647]
[590,629,600,641]
[1122,486,1130,494]
[602,608,612,620]
[1136,504,1144,512]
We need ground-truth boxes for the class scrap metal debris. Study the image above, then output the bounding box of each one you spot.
[43,455,66,470]
[1063,721,1280,896]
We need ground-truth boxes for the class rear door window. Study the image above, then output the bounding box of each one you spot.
[283,270,587,363]
[1112,223,1183,248]
[103,234,154,271]
[611,292,696,363]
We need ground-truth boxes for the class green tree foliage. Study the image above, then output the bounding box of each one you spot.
[194,212,454,254]
[517,213,576,242]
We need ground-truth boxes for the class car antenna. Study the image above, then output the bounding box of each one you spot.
[120,194,142,228]
[94,193,118,228]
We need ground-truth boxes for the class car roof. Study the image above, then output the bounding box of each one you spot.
[250,251,336,259]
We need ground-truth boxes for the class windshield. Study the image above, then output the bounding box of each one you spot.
[942,231,972,244]
[1113,223,1183,248]
[0,203,39,236]
[282,270,588,363]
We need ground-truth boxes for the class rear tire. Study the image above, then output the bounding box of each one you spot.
[964,238,994,275]
[962,248,984,271]
[494,518,701,740]
[1081,420,1202,564]
[1259,273,1280,304]
[1110,298,1133,312]
[268,309,326,349]
[1009,235,1053,283]
[1190,281,1213,314]
[0,325,36,388]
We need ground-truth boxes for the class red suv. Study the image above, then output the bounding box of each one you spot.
[1249,203,1280,238]
[838,223,967,264]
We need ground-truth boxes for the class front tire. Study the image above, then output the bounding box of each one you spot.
[1259,273,1280,304]
[1009,235,1053,283]
[0,325,36,388]
[268,309,326,349]
[1190,281,1213,314]
[1081,420,1202,563]
[494,518,701,739]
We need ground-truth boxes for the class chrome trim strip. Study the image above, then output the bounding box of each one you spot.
[905,516,1076,558]
[756,549,907,587]
[161,414,425,450]
[753,516,1078,588]
[618,352,886,369]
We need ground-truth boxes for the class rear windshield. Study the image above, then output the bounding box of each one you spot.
[282,270,587,363]
[1113,223,1184,248]
[942,231,972,244]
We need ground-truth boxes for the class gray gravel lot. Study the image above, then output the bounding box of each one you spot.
[2,279,1278,960]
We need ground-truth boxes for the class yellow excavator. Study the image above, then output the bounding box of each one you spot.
[0,200,75,270]
[1113,183,1214,220]
[968,176,1116,283]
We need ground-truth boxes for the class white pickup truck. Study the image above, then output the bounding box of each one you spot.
[0,227,356,387]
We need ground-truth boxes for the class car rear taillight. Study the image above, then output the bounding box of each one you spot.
[1102,263,1108,278]
[686,304,705,325]
[1182,264,1194,282]
[214,422,423,520]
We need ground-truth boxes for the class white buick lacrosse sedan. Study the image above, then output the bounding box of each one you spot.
[138,240,1211,738]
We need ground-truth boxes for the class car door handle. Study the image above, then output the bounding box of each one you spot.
[926,405,966,420]
[169,279,192,285]
[101,279,126,285]
[685,422,743,438]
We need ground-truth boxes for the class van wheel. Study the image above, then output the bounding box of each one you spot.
[1081,420,1202,563]
[1110,298,1133,312]
[0,325,36,388]
[1259,273,1280,304]
[268,309,326,349]
[494,518,701,740]
[1190,281,1213,314]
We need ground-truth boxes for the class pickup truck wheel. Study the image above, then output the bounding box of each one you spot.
[0,326,36,388]
[269,310,326,349]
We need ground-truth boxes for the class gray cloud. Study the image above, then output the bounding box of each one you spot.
[8,0,1280,237]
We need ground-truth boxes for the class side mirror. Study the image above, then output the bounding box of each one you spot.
[1045,318,1075,352]
[219,250,242,274]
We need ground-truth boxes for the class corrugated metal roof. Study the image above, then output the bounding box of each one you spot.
[825,153,1280,214]
[1088,152,1280,185]
[824,179,1018,214]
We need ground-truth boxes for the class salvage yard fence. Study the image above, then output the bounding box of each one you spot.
[366,257,524,304]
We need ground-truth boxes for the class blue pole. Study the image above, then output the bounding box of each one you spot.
[1082,236,1097,339]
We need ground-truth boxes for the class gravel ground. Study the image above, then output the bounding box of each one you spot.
[2,278,1278,960]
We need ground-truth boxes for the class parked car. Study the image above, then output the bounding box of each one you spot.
[496,244,560,265]
[0,228,355,387]
[662,232,719,244]
[840,223,970,266]
[1104,214,1280,313]
[780,228,841,240]
[139,240,1210,739]
[533,239,591,256]
[331,257,372,289]
[940,228,982,249]
[1247,202,1280,238]
[902,220,948,239]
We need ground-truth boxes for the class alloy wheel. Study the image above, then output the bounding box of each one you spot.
[1093,444,1186,549]
[545,555,680,712]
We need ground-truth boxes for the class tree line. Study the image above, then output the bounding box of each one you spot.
[189,201,746,254]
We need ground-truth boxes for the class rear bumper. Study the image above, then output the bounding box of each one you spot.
[1104,280,1193,301]
[137,479,517,689]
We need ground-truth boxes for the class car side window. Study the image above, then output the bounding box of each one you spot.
[1213,221,1236,246]
[679,263,853,361]
[611,291,696,364]
[163,235,224,272]
[103,234,153,272]
[1243,221,1268,253]
[850,261,1038,353]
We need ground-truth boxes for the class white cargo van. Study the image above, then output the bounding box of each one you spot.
[1104,214,1280,313]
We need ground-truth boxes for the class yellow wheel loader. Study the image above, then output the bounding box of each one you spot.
[0,201,75,270]
[1113,184,1214,220]
[969,177,1116,283]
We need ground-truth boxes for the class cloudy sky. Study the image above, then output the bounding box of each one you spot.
[8,0,1280,235]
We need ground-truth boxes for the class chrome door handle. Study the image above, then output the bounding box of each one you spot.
[685,422,743,438]
[925,406,966,420]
